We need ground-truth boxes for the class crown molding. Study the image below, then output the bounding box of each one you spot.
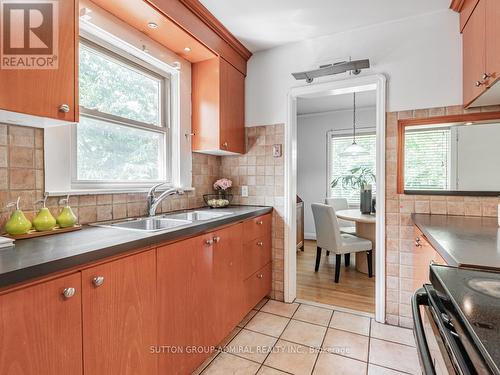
[178,0,252,60]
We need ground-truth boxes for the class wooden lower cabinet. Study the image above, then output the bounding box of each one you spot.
[82,250,157,375]
[212,224,245,342]
[0,273,82,375]
[157,234,216,375]
[244,263,272,311]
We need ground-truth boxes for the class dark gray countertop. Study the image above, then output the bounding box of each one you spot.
[412,214,500,270]
[0,206,272,289]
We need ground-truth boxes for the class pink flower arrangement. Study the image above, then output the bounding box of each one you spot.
[213,178,232,191]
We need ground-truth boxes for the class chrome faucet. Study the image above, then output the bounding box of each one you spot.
[147,183,184,216]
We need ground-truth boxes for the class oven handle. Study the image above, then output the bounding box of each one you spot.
[412,288,437,375]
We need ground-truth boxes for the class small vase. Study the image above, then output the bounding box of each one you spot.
[360,187,372,214]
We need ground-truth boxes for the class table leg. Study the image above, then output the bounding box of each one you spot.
[355,222,376,275]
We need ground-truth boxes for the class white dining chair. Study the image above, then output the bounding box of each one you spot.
[311,203,373,283]
[325,197,356,235]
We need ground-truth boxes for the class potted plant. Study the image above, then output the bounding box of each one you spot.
[331,167,375,214]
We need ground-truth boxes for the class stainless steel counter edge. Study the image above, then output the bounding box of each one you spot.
[0,206,273,289]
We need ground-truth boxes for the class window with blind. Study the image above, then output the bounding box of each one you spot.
[404,128,451,190]
[327,133,377,206]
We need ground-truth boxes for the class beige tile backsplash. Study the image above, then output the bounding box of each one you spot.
[0,123,221,230]
[385,105,500,328]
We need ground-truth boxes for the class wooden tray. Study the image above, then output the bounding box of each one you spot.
[5,225,82,240]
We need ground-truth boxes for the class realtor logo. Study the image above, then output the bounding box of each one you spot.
[0,0,58,69]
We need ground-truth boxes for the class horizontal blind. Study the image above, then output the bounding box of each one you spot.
[328,134,377,206]
[404,128,450,190]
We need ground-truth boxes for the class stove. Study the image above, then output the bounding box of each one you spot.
[413,265,500,375]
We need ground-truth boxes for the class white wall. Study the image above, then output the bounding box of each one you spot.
[246,10,461,126]
[297,107,376,238]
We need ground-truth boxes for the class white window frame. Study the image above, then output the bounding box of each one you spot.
[73,37,172,190]
[44,21,185,195]
[326,127,376,207]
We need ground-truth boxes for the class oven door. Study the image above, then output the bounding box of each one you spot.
[412,287,475,375]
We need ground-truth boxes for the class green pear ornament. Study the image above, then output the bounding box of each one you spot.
[4,197,32,235]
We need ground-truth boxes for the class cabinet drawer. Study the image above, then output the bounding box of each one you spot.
[244,263,272,311]
[243,233,272,279]
[243,213,271,242]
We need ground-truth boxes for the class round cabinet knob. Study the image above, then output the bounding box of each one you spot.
[257,274,264,279]
[483,73,492,80]
[62,287,76,299]
[213,236,221,243]
[475,81,484,87]
[222,141,228,149]
[205,239,214,246]
[92,276,105,287]
[59,104,70,113]
[257,241,264,247]
[415,237,422,248]
[256,220,263,225]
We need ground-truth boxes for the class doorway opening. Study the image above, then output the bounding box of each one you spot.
[284,75,386,322]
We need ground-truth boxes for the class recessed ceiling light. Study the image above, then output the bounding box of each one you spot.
[147,22,158,29]
[184,47,192,52]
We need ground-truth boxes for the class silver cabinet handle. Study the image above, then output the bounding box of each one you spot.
[415,236,422,248]
[257,241,264,247]
[213,236,221,243]
[62,287,76,299]
[92,276,104,287]
[256,220,263,225]
[483,73,492,80]
[205,239,214,246]
[222,141,228,149]
[59,104,70,113]
[257,274,264,279]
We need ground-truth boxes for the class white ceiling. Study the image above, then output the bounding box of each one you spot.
[297,90,376,115]
[199,0,450,52]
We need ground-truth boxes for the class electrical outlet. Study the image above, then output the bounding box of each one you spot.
[241,185,249,197]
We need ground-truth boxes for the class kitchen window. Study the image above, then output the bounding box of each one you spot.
[73,38,171,189]
[404,128,451,191]
[327,132,377,206]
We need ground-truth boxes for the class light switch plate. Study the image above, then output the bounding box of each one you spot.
[241,185,249,197]
[272,144,282,157]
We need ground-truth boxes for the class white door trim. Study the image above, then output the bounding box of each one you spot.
[283,74,387,323]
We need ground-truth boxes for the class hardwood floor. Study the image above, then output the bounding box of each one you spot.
[296,240,375,313]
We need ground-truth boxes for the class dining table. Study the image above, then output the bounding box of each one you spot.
[336,209,376,275]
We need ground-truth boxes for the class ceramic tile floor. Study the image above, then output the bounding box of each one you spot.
[195,299,421,375]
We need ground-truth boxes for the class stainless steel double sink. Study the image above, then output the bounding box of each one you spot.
[92,210,233,232]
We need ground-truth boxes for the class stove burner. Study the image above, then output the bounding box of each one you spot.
[467,278,500,299]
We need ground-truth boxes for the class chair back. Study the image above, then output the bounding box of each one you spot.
[325,197,352,228]
[311,203,343,253]
[325,197,349,211]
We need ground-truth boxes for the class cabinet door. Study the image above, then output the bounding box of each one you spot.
[82,250,157,375]
[0,0,77,121]
[486,0,500,87]
[0,273,82,375]
[157,234,216,375]
[212,223,244,342]
[220,58,245,154]
[463,0,487,106]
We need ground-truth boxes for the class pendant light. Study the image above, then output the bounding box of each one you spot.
[341,92,369,156]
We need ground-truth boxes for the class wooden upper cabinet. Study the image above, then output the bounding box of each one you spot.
[485,0,500,88]
[192,57,246,155]
[0,0,77,121]
[462,0,486,106]
[82,250,157,375]
[0,273,82,375]
[460,0,500,106]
